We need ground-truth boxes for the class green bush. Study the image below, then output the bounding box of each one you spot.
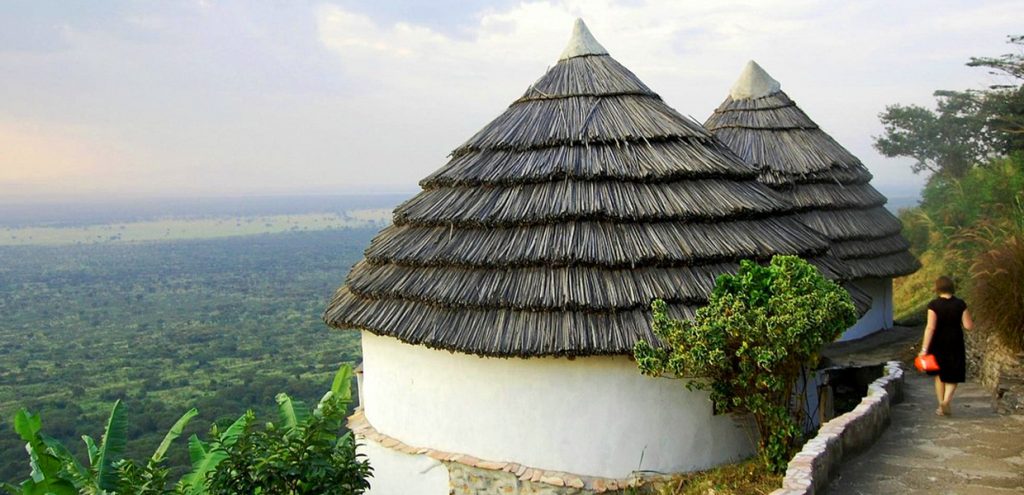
[1,365,370,495]
[203,370,371,494]
[634,256,857,473]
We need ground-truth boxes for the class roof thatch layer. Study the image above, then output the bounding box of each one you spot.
[325,22,855,357]
[705,61,920,280]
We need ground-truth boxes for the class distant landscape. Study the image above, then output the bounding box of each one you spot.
[0,194,404,482]
[0,210,390,246]
[0,194,408,228]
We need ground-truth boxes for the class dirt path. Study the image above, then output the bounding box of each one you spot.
[827,369,1024,494]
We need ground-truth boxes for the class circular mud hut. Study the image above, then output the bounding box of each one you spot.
[705,61,920,341]
[325,21,848,494]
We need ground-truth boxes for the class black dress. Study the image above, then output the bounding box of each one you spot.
[926,296,967,383]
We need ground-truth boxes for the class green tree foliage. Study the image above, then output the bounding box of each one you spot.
[875,35,1024,178]
[178,414,250,495]
[1,400,166,495]
[633,256,857,473]
[2,410,77,495]
[88,401,127,493]
[115,409,198,495]
[2,365,371,495]
[0,229,371,482]
[205,366,370,494]
[968,35,1024,152]
[920,155,1024,240]
[875,90,991,177]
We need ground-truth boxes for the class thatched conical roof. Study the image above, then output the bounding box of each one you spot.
[705,61,920,280]
[324,22,844,357]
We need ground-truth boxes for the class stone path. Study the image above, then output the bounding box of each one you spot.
[827,369,1024,494]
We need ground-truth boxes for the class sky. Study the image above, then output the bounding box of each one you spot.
[1,0,1022,202]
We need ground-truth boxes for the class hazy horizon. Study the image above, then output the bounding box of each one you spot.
[3,1,1022,201]
[0,183,924,206]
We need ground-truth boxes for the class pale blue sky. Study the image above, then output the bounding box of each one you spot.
[1,0,1021,201]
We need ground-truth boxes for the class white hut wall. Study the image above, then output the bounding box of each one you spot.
[841,277,894,341]
[358,332,756,480]
[361,440,449,495]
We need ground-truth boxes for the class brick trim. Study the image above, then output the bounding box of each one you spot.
[347,409,673,492]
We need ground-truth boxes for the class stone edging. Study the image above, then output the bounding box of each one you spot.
[347,409,671,492]
[770,361,905,495]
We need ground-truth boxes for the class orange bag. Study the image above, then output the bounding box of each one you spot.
[915,354,940,373]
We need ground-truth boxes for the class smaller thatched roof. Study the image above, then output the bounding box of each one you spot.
[705,61,920,280]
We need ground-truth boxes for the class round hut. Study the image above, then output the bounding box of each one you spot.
[325,22,842,494]
[705,61,920,341]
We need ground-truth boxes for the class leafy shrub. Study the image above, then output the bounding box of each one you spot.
[1,365,370,495]
[203,370,371,494]
[634,256,857,473]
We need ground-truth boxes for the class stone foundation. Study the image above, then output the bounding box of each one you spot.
[448,464,641,495]
[349,410,669,494]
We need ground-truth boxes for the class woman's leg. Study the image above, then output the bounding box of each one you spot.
[934,376,945,404]
[942,382,958,407]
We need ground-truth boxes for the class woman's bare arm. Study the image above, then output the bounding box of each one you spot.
[921,309,937,355]
[962,309,974,331]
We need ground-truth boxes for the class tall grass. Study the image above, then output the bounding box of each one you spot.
[892,250,953,323]
[968,212,1024,352]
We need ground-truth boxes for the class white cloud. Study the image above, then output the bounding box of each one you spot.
[310,0,1024,195]
[3,1,1023,199]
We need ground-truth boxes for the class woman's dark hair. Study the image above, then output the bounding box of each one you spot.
[935,276,956,295]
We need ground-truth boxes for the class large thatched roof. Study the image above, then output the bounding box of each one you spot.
[324,22,847,358]
[705,61,920,280]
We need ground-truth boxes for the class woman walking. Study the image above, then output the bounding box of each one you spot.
[920,276,974,416]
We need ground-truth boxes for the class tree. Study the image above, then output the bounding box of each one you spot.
[968,35,1024,153]
[633,256,857,473]
[875,91,990,178]
[874,34,1024,178]
[969,35,1024,81]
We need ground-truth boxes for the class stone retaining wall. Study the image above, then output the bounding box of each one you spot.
[966,331,1024,414]
[770,361,904,495]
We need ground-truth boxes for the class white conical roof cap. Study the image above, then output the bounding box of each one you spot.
[729,60,782,99]
[558,18,609,60]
